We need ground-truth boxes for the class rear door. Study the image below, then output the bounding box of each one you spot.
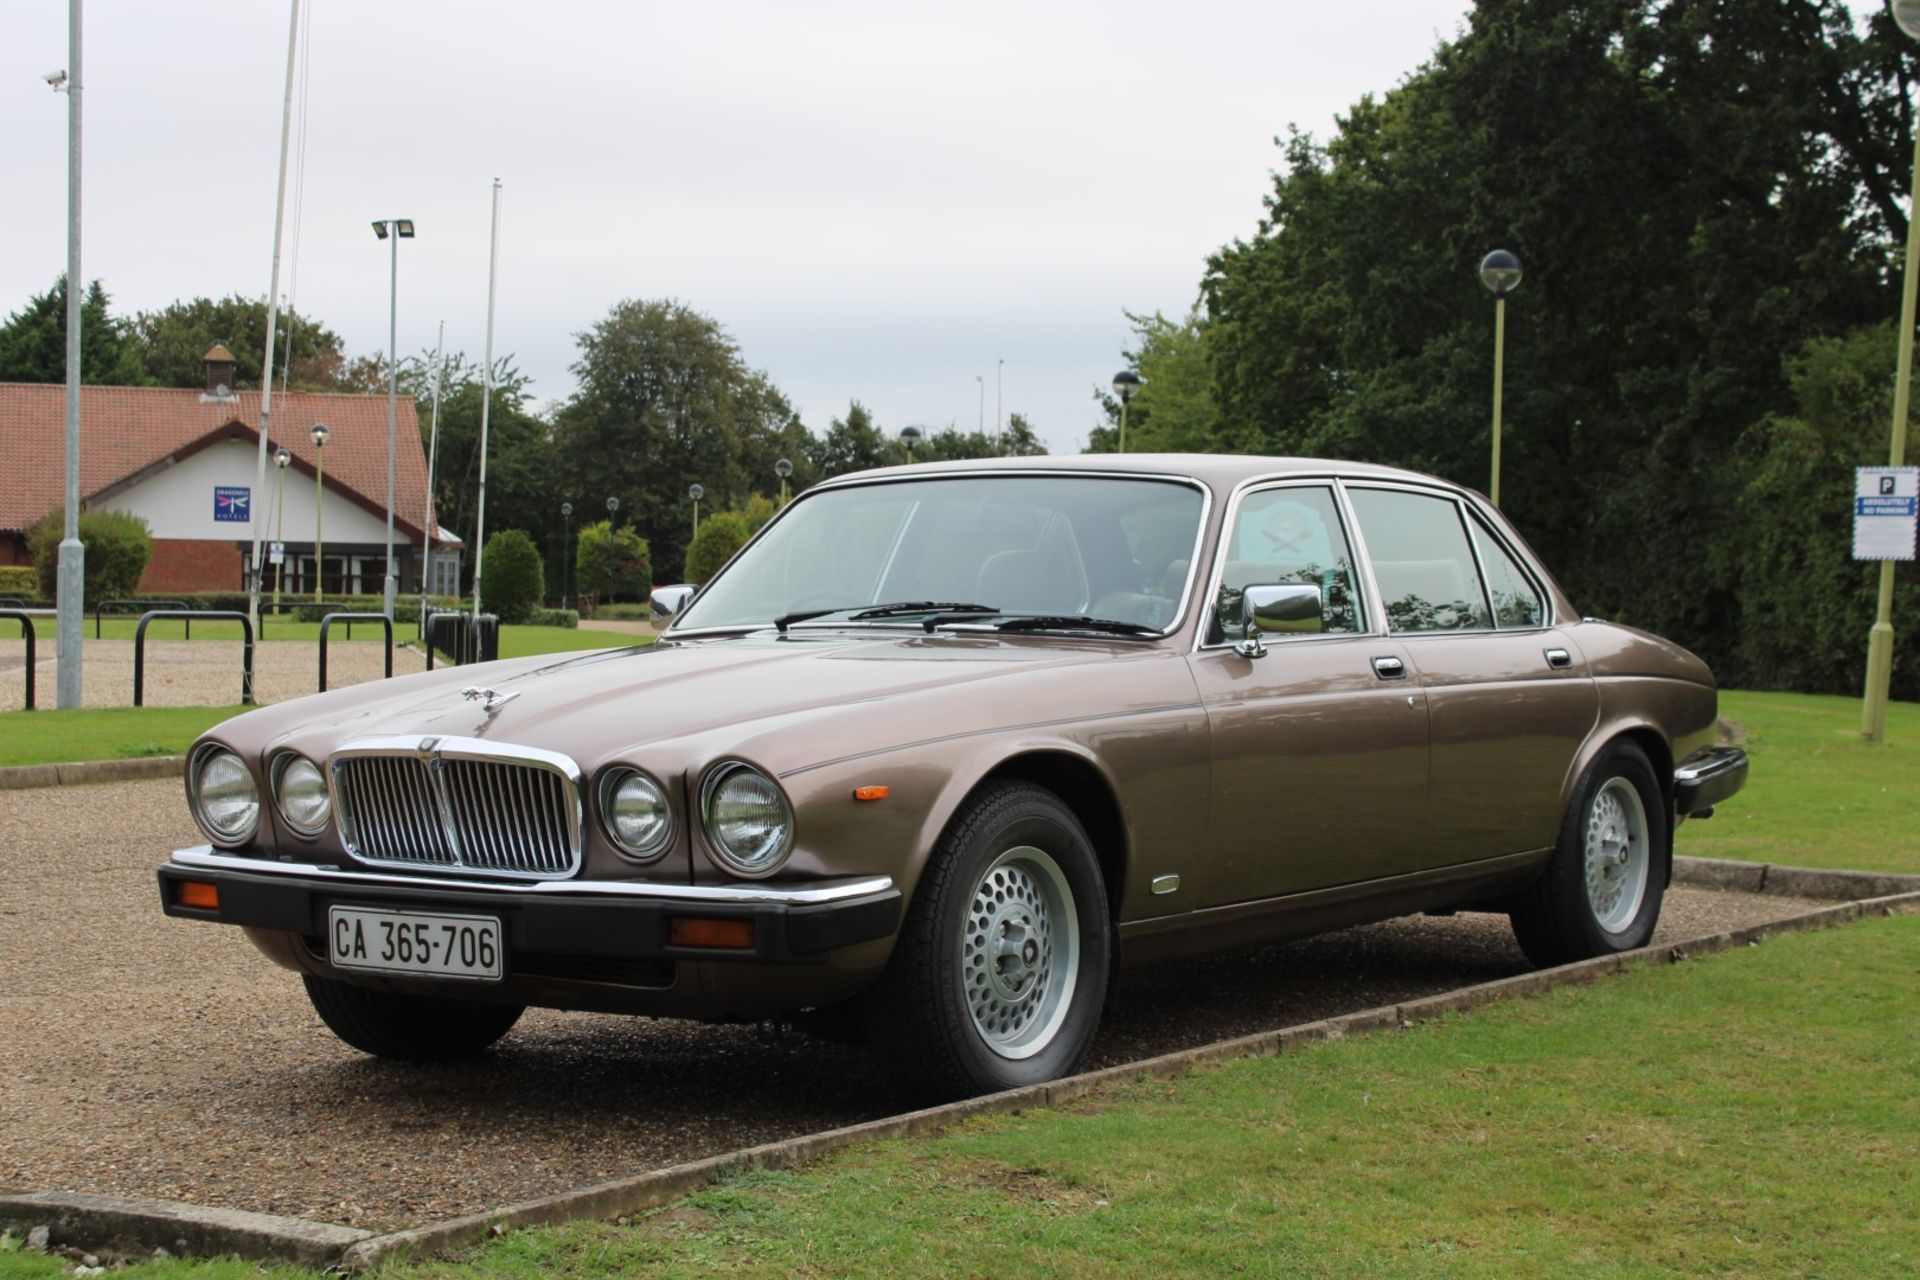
[1343,484,1597,866]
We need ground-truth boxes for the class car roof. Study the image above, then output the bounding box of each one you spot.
[819,453,1478,498]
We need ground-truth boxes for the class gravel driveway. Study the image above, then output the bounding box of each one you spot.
[0,637,426,711]
[0,779,1828,1231]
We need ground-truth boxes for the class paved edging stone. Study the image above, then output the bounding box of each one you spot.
[1673,854,1920,901]
[0,1191,370,1267]
[0,756,184,791]
[335,888,1920,1272]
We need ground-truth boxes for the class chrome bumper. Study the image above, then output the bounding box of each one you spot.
[1674,747,1748,817]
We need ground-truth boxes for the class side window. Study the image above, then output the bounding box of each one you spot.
[1345,488,1491,633]
[1468,517,1545,629]
[1212,486,1367,639]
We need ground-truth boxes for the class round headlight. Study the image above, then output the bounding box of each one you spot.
[273,754,332,836]
[601,768,671,859]
[192,747,259,845]
[701,762,793,875]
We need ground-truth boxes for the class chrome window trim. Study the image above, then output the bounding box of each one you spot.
[326,735,585,882]
[1338,479,1529,639]
[664,468,1215,643]
[597,765,674,864]
[1460,503,1554,632]
[187,743,260,849]
[167,845,894,906]
[1194,474,1382,654]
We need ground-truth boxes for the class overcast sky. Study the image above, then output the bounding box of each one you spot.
[3,0,1758,456]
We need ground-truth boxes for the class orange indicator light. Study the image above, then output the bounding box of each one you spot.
[177,881,220,910]
[668,917,757,949]
[852,785,891,801]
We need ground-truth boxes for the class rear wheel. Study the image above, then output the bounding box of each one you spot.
[863,781,1111,1101]
[1509,740,1669,967]
[302,975,523,1061]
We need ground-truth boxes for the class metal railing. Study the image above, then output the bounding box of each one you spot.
[317,612,394,693]
[422,610,499,669]
[0,610,34,710]
[0,596,29,611]
[97,598,188,639]
[134,610,254,707]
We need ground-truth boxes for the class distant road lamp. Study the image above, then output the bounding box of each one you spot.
[272,447,291,612]
[1479,249,1523,508]
[1863,1,1920,741]
[560,500,574,608]
[606,495,619,528]
[775,457,793,505]
[900,425,923,456]
[371,217,415,620]
[689,483,705,541]
[1111,371,1141,453]
[975,374,985,434]
[309,422,330,600]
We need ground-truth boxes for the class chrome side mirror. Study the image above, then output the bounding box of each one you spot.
[1233,583,1323,658]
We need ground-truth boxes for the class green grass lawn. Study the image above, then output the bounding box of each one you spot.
[1676,689,1920,875]
[2,914,1911,1279]
[0,705,248,767]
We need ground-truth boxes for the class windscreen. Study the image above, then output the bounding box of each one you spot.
[673,474,1206,633]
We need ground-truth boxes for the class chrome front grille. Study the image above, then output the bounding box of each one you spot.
[330,738,582,880]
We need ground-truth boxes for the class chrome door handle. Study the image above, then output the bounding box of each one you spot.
[1544,647,1572,669]
[1372,656,1406,680]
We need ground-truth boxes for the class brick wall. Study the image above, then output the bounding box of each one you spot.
[142,539,244,593]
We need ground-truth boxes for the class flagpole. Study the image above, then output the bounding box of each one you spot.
[472,179,501,622]
[420,319,444,631]
[246,0,302,639]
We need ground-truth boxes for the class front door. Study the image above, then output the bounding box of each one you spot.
[1185,482,1431,908]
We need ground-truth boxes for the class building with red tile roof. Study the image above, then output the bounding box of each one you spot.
[0,352,453,596]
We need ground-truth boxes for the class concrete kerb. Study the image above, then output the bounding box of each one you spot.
[1672,854,1920,901]
[7,888,1917,1270]
[0,755,183,790]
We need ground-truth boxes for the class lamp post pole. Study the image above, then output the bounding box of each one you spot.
[976,374,984,435]
[1479,249,1523,508]
[776,457,792,506]
[55,0,84,708]
[996,357,1004,444]
[273,448,290,613]
[560,501,573,609]
[371,218,414,620]
[689,483,704,543]
[1111,371,1140,454]
[310,422,328,600]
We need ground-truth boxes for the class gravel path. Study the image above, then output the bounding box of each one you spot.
[0,778,1831,1231]
[0,638,426,712]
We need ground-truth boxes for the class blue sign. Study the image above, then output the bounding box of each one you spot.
[1855,496,1918,517]
[214,486,251,522]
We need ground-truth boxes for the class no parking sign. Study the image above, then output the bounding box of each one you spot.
[1853,467,1919,561]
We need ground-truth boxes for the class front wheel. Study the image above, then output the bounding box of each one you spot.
[302,975,523,1061]
[1509,740,1670,967]
[863,781,1111,1101]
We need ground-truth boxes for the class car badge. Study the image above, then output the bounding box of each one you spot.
[460,686,520,714]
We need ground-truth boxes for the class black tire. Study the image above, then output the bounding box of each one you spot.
[863,780,1111,1101]
[1509,740,1670,968]
[302,976,523,1062]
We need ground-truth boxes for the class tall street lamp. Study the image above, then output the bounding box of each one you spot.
[1111,370,1140,453]
[273,447,290,613]
[606,495,619,528]
[900,425,922,456]
[1479,249,1523,508]
[52,10,82,708]
[996,357,1004,443]
[976,374,985,434]
[1864,2,1920,741]
[689,483,705,542]
[775,457,793,505]
[371,217,414,620]
[309,422,329,600]
[560,500,573,608]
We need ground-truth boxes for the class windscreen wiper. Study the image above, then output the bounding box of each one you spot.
[772,601,999,633]
[990,615,1157,636]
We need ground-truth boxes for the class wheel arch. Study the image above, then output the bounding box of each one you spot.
[969,749,1130,921]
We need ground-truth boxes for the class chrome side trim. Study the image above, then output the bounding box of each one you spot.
[166,846,897,906]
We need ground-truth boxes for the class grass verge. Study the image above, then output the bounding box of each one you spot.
[1,914,1912,1278]
[0,705,248,768]
[1677,689,1920,875]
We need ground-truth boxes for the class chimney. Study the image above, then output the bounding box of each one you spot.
[202,344,237,400]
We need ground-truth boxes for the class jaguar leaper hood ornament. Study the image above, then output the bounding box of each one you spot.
[459,685,520,714]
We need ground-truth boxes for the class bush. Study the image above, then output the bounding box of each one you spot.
[686,511,751,585]
[479,530,545,624]
[27,508,153,605]
[0,566,36,598]
[526,607,579,628]
[592,602,655,620]
[576,521,652,603]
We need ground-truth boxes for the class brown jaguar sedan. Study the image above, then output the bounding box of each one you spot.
[158,455,1747,1099]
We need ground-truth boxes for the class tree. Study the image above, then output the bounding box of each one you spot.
[575,520,652,602]
[811,401,894,476]
[0,277,147,385]
[27,508,152,603]
[685,511,751,585]
[1197,0,1911,679]
[1087,310,1227,454]
[126,295,350,391]
[479,529,545,623]
[553,299,799,581]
